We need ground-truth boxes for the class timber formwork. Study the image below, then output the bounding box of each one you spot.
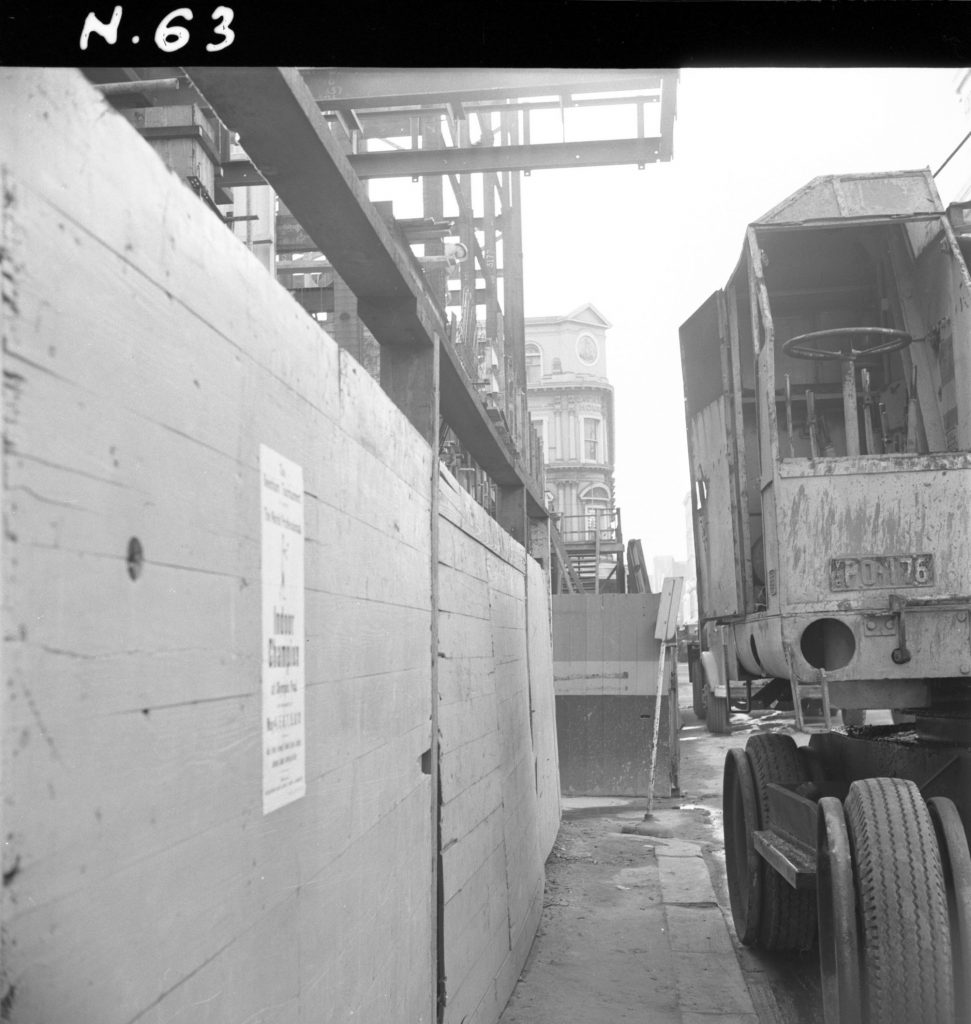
[71,66,677,1024]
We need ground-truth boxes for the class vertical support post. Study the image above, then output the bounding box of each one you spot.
[785,373,795,459]
[644,641,668,817]
[841,358,860,457]
[422,116,447,310]
[380,342,438,445]
[593,508,601,596]
[529,516,551,576]
[332,273,363,358]
[658,70,678,162]
[374,325,444,1021]
[231,180,275,273]
[497,484,527,546]
[502,111,527,452]
[668,646,680,797]
[456,119,475,325]
[479,113,500,349]
[421,332,443,1022]
[334,274,380,379]
[644,577,684,818]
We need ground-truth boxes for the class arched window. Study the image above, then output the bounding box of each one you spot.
[525,343,543,385]
[580,485,612,540]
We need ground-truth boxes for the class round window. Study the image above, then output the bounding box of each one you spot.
[577,333,598,365]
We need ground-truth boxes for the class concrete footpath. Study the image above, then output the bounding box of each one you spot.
[498,706,824,1024]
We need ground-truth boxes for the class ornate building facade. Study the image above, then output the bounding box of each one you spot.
[525,304,616,539]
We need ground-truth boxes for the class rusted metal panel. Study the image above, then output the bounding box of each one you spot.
[754,170,942,227]
[776,458,971,609]
[725,283,756,614]
[765,461,971,685]
[913,221,971,451]
[689,397,743,617]
[554,695,673,797]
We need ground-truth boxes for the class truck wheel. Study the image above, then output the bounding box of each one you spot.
[723,748,762,945]
[928,797,971,1023]
[846,778,954,1024]
[817,796,863,1024]
[690,648,707,720]
[745,734,817,951]
[705,684,731,734]
[704,688,729,737]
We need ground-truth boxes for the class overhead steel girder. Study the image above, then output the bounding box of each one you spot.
[183,65,442,348]
[182,66,545,517]
[348,137,666,179]
[299,68,664,110]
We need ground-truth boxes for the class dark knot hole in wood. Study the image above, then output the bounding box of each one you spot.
[126,537,144,580]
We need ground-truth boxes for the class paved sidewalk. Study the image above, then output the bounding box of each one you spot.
[498,704,825,1024]
[497,798,759,1024]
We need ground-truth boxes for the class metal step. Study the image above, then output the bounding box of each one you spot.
[791,676,835,733]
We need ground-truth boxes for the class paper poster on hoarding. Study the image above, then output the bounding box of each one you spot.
[260,444,306,814]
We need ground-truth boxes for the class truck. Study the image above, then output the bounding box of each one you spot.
[679,170,971,1024]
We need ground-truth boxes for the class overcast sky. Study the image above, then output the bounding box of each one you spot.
[517,67,970,567]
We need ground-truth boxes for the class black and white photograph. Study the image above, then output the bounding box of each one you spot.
[3,9,971,1023]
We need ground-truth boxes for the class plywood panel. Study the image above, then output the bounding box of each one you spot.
[552,593,661,695]
[2,68,561,1024]
[526,559,561,858]
[555,694,674,797]
[1,69,434,1024]
[437,470,558,1024]
[551,594,670,796]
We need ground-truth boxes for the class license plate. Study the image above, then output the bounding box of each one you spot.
[830,554,934,591]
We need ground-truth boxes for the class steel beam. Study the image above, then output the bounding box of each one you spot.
[299,68,664,110]
[219,158,267,188]
[184,66,544,518]
[324,95,662,141]
[183,66,442,348]
[349,137,664,179]
[221,139,673,188]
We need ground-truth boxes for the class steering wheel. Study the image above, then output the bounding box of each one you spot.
[782,327,912,362]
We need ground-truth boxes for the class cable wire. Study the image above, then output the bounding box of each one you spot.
[934,128,971,178]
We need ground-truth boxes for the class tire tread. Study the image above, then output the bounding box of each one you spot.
[745,734,817,951]
[846,777,953,1024]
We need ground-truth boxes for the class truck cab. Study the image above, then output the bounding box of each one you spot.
[681,169,971,732]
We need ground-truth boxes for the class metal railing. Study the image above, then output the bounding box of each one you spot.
[556,507,622,546]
